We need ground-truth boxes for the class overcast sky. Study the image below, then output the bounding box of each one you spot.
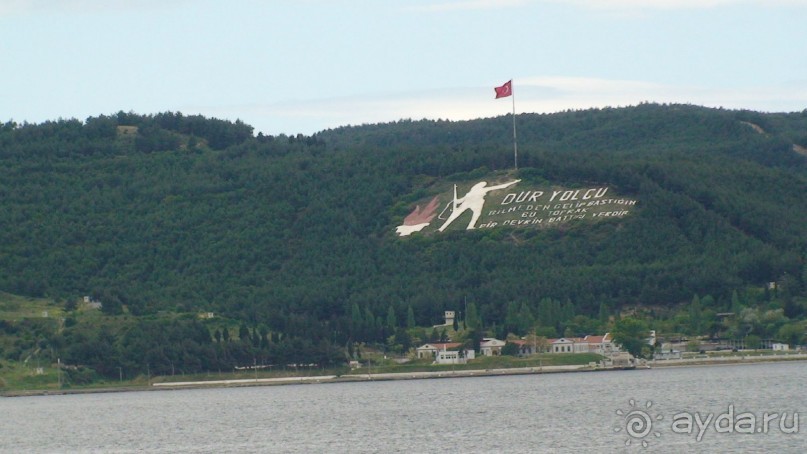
[2,0,806,135]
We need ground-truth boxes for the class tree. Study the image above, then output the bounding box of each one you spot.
[504,301,520,335]
[386,305,397,332]
[501,342,520,356]
[351,303,363,338]
[406,305,416,329]
[730,290,742,314]
[777,323,805,347]
[64,298,77,312]
[465,329,483,353]
[238,323,250,342]
[802,263,807,295]
[689,294,702,336]
[466,302,480,330]
[524,333,549,353]
[394,327,412,353]
[598,302,609,324]
[612,317,651,358]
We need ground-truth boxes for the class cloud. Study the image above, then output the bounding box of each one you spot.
[405,0,807,13]
[547,0,807,10]
[406,0,529,13]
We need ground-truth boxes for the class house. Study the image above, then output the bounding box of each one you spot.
[773,343,790,351]
[434,349,475,365]
[581,334,617,355]
[508,339,532,355]
[416,342,474,364]
[550,337,589,353]
[433,311,456,328]
[549,334,619,354]
[416,342,463,359]
[480,338,506,356]
[508,336,551,355]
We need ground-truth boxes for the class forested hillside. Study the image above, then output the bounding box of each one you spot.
[1,105,806,380]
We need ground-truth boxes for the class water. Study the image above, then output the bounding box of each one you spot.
[3,362,805,453]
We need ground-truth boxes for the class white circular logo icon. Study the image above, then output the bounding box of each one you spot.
[615,399,663,448]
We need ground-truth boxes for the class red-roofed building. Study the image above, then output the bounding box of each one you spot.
[581,333,617,355]
[548,334,618,354]
[508,338,551,355]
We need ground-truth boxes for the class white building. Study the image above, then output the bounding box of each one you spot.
[582,334,617,355]
[549,334,618,354]
[435,349,475,365]
[416,342,474,364]
[433,311,456,328]
[480,338,506,356]
[416,342,463,359]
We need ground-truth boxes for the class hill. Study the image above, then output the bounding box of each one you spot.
[1,104,806,381]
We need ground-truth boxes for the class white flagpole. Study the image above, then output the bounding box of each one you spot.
[511,79,518,170]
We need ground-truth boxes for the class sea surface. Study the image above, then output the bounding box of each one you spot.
[3,361,805,453]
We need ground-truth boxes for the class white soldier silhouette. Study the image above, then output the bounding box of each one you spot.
[438,179,520,231]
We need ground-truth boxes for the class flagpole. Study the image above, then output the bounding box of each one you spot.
[494,79,518,170]
[511,79,518,170]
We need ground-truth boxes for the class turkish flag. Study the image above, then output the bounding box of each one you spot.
[494,80,512,99]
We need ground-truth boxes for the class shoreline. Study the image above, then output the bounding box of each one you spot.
[647,352,807,368]
[4,354,807,397]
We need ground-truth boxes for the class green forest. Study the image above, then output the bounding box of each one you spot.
[1,104,807,384]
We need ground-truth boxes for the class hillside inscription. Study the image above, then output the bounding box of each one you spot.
[395,180,637,236]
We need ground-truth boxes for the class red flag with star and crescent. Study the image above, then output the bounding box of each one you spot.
[494,80,512,99]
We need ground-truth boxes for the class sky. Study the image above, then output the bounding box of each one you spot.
[2,0,807,136]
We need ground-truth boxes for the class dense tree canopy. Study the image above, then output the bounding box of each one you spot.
[1,104,807,377]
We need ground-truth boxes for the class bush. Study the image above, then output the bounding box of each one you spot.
[66,366,97,385]
[501,342,520,356]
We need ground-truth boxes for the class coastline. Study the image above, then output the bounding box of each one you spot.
[647,352,807,368]
[4,353,807,397]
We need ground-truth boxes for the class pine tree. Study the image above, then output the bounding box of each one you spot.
[466,302,480,330]
[689,294,702,335]
[386,305,397,332]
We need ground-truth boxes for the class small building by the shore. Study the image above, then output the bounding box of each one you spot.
[654,349,682,360]
[480,338,506,356]
[434,349,475,365]
[416,342,462,359]
[548,334,617,354]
